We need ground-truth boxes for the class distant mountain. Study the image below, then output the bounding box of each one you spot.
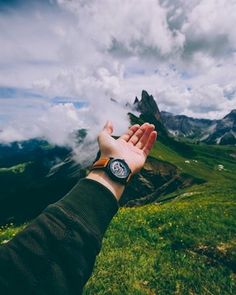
[203,110,236,145]
[133,90,236,145]
[160,111,215,139]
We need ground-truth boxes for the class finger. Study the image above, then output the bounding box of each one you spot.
[128,123,149,145]
[120,124,140,142]
[103,120,113,135]
[143,131,157,155]
[136,124,155,149]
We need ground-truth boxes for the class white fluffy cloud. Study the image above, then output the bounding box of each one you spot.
[0,103,80,144]
[0,0,236,151]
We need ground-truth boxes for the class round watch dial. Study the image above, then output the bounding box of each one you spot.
[109,159,130,179]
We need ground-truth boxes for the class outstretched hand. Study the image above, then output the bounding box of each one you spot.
[98,121,157,174]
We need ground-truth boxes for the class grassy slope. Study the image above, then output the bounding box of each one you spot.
[1,141,236,294]
[83,142,236,295]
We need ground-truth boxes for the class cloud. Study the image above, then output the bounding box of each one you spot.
[55,0,236,118]
[182,0,236,57]
[0,0,236,160]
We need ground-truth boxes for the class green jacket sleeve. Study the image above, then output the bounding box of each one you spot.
[0,178,118,295]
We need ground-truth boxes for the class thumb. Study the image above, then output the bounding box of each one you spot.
[102,120,113,135]
[98,121,114,151]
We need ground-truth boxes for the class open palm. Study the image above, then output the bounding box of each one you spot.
[98,121,157,174]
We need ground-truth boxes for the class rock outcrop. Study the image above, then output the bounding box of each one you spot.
[133,90,161,121]
[120,157,204,207]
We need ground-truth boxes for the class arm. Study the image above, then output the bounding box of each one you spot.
[0,122,157,295]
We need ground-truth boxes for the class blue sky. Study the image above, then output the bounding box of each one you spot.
[0,0,236,144]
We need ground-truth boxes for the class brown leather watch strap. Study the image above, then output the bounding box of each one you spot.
[92,157,111,169]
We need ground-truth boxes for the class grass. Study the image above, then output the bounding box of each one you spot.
[151,141,236,184]
[0,223,27,244]
[0,162,31,174]
[1,140,236,294]
[84,186,236,295]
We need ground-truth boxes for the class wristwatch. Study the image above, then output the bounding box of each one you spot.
[91,157,132,184]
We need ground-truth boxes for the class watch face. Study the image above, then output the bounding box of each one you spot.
[108,159,130,180]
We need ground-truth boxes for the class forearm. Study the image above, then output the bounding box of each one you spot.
[0,178,118,294]
[86,170,125,200]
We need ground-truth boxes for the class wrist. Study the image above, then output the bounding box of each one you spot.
[86,170,125,201]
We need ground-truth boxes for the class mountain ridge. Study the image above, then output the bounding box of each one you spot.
[133,90,236,145]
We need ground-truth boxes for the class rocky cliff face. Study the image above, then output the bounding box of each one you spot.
[161,109,236,145]
[160,111,215,139]
[133,90,161,121]
[204,110,236,145]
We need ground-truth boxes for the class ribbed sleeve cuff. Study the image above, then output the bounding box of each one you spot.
[55,178,119,240]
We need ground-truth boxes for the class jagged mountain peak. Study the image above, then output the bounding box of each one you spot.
[223,109,236,122]
[133,90,161,121]
[134,96,139,104]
